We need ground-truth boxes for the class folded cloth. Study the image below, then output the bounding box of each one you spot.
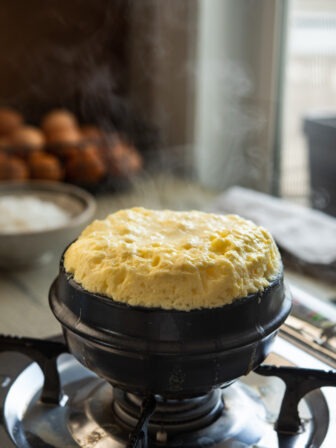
[208,187,336,274]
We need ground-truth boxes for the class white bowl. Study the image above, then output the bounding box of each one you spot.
[0,181,96,268]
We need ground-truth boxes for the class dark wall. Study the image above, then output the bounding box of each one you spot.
[0,0,129,125]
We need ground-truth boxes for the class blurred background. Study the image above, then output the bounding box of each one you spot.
[282,0,336,214]
[1,0,336,336]
[0,0,335,212]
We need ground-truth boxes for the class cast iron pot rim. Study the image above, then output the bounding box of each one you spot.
[60,262,285,314]
[50,264,291,356]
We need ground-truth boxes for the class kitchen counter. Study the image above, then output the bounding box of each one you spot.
[1,175,335,338]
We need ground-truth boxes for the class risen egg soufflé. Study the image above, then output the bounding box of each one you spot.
[63,207,281,310]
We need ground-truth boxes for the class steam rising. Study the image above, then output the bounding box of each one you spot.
[194,57,266,191]
[0,1,273,200]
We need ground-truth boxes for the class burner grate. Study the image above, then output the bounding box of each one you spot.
[256,364,336,434]
[1,334,336,447]
[0,335,68,404]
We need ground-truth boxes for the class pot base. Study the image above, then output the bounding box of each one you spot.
[49,262,291,397]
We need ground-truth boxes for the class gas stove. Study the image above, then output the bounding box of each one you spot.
[0,285,336,448]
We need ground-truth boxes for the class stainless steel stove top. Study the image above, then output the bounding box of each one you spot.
[0,285,336,448]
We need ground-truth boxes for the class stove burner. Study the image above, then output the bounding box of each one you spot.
[0,335,336,447]
[113,389,224,446]
[1,355,277,447]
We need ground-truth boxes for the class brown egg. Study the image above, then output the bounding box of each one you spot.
[56,145,81,161]
[127,146,143,173]
[28,152,63,181]
[0,151,8,164]
[0,107,23,136]
[107,140,143,177]
[65,146,106,184]
[81,125,103,141]
[0,155,29,180]
[46,127,83,162]
[95,132,118,162]
[0,137,11,150]
[46,126,82,146]
[42,109,78,136]
[11,125,45,150]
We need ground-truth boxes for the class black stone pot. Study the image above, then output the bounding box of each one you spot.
[49,257,291,398]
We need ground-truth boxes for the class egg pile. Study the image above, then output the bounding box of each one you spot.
[0,107,143,185]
